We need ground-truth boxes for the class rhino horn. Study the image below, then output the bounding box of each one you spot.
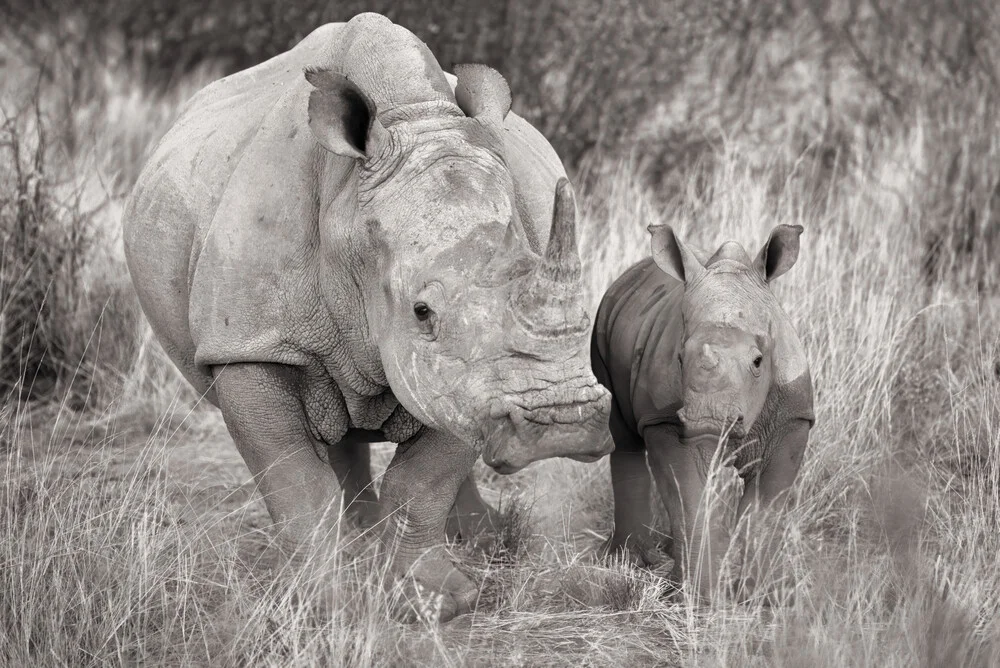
[538,178,582,284]
[510,178,589,338]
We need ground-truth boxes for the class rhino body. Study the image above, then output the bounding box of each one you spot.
[591,226,813,599]
[124,13,612,620]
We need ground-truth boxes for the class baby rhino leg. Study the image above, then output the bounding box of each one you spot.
[602,413,665,567]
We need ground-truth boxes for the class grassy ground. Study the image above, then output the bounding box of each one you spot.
[3,22,1000,668]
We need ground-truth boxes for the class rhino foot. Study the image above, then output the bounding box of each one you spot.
[600,532,668,568]
[389,545,479,623]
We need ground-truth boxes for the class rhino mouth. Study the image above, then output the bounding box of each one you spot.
[676,406,747,438]
[513,399,605,426]
[481,388,613,473]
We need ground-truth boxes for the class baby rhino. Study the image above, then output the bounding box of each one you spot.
[591,224,814,600]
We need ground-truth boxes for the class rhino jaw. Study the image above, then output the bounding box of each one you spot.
[481,389,613,473]
[677,400,748,439]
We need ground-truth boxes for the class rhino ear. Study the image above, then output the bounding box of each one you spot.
[454,64,511,124]
[755,224,803,282]
[649,225,704,283]
[305,67,387,159]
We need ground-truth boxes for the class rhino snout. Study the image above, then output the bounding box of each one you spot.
[482,388,613,473]
[676,405,747,438]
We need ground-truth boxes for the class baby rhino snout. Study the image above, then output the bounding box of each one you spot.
[677,403,747,438]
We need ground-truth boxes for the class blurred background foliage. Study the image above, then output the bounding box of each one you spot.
[2,0,996,169]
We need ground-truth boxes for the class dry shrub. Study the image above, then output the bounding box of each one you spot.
[0,97,96,403]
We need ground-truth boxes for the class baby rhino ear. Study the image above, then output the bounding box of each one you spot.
[755,225,804,282]
[648,225,705,283]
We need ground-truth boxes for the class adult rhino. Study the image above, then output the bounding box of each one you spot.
[124,12,612,621]
[591,225,813,601]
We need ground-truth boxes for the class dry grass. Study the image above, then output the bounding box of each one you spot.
[4,14,1000,667]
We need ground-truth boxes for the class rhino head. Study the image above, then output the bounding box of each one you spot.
[649,224,804,439]
[305,64,612,473]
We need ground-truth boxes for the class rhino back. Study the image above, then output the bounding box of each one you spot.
[593,257,686,435]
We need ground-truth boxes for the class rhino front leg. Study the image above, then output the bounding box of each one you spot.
[644,425,732,600]
[445,473,500,553]
[734,419,809,602]
[378,428,479,621]
[213,363,341,552]
[326,431,380,531]
[601,433,665,567]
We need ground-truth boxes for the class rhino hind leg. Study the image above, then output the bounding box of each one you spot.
[212,363,341,555]
[326,435,380,531]
[445,473,500,553]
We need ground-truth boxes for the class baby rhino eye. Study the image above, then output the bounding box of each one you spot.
[413,302,432,321]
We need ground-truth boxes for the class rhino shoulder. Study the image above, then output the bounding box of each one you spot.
[127,23,363,380]
[185,85,345,370]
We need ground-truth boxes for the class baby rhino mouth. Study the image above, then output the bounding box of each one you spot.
[482,383,613,473]
[677,402,747,438]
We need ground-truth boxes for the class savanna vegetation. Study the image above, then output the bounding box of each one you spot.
[1,0,999,665]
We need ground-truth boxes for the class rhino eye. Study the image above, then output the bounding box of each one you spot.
[752,354,763,369]
[413,302,432,321]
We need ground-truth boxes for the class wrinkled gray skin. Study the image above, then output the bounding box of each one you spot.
[123,13,612,621]
[591,224,814,601]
